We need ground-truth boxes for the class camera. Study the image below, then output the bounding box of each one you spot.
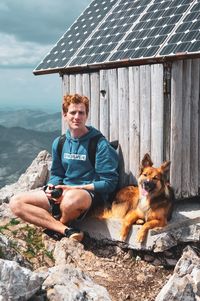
[43,185,63,199]
[50,187,63,199]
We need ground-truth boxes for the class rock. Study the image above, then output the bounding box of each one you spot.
[53,238,86,266]
[72,201,200,252]
[155,246,200,301]
[0,150,51,204]
[0,259,44,300]
[0,203,15,219]
[42,264,111,301]
[164,258,178,267]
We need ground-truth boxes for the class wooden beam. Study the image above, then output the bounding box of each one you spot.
[171,61,183,198]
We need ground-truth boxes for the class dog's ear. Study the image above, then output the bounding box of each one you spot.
[140,153,153,174]
[160,161,170,174]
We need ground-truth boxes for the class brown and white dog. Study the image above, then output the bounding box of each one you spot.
[98,153,174,243]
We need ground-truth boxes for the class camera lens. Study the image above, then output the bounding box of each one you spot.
[51,188,63,199]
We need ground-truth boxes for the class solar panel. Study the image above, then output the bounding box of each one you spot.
[33,0,200,74]
[160,1,200,55]
[109,0,192,61]
[34,0,117,72]
[69,0,150,66]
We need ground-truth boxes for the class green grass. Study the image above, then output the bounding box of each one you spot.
[0,219,54,263]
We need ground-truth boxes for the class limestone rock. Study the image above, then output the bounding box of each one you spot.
[155,246,200,301]
[0,150,51,204]
[0,259,44,300]
[42,264,111,301]
[53,237,86,266]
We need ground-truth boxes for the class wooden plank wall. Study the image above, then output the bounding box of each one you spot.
[170,59,199,198]
[62,59,200,198]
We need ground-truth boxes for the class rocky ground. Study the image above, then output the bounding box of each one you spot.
[1,216,196,301]
[80,235,173,301]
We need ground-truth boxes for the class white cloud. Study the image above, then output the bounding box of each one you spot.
[0,33,52,67]
[0,0,91,44]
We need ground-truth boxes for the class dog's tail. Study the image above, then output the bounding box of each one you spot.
[92,207,113,219]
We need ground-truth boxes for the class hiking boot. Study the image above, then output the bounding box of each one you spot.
[64,227,84,242]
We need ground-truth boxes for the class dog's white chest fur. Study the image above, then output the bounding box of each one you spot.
[139,196,150,212]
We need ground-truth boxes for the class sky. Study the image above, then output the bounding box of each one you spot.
[0,0,91,112]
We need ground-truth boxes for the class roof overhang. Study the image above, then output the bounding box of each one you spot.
[33,52,200,76]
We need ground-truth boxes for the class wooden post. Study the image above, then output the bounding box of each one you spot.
[62,74,70,134]
[190,59,199,196]
[163,64,172,163]
[108,69,118,141]
[140,65,151,159]
[151,64,164,167]
[75,74,83,95]
[69,74,76,94]
[100,70,109,138]
[171,61,183,198]
[118,68,129,186]
[129,66,140,183]
[182,60,191,198]
[90,72,100,129]
[82,73,91,125]
[62,74,70,96]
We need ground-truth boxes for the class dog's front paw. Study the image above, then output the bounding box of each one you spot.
[136,229,146,243]
[120,234,127,241]
[120,229,128,241]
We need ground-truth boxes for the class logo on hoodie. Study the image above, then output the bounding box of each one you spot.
[64,153,86,161]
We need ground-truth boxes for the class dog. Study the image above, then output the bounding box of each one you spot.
[98,153,174,243]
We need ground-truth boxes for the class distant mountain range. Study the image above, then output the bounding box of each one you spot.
[0,109,61,132]
[0,109,61,188]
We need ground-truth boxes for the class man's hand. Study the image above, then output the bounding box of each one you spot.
[44,184,62,204]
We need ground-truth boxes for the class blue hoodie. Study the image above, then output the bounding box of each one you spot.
[49,126,119,201]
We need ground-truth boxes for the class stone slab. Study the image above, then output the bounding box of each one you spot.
[73,199,200,252]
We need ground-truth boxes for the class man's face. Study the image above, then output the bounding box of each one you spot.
[64,103,88,131]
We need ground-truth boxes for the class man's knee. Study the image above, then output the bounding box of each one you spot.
[9,194,24,216]
[61,189,92,211]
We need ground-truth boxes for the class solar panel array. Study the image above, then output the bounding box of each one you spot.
[34,0,200,74]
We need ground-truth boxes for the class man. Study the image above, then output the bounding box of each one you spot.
[10,94,119,241]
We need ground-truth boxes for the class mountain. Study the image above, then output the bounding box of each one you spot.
[0,125,60,188]
[0,109,61,132]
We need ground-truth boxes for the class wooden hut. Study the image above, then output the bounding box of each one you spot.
[33,0,200,200]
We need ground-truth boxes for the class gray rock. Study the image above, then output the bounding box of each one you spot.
[155,246,200,301]
[42,264,111,301]
[0,259,44,300]
[0,150,51,204]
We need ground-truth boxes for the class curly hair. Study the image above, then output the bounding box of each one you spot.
[62,94,89,115]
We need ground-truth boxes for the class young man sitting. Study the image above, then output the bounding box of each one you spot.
[9,94,119,241]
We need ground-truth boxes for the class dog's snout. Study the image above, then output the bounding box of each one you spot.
[143,180,156,191]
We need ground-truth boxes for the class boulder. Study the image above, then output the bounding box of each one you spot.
[0,150,51,204]
[41,264,111,301]
[0,259,44,300]
[155,246,200,301]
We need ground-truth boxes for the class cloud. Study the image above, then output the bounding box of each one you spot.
[0,0,90,68]
[0,0,91,44]
[0,33,52,68]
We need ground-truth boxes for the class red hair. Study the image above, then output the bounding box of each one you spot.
[62,94,89,115]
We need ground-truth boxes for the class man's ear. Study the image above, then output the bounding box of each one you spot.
[160,161,170,174]
[139,153,153,174]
